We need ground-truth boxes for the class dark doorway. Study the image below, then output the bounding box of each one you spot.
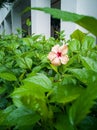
[51,0,61,38]
[21,0,31,37]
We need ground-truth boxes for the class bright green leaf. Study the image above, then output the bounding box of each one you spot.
[68,39,80,52]
[0,72,17,81]
[81,36,95,50]
[69,68,97,85]
[11,82,48,119]
[17,57,33,69]
[80,56,97,72]
[70,29,86,43]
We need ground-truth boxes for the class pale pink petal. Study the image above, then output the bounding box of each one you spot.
[47,52,56,61]
[60,55,69,65]
[51,57,61,66]
[59,44,68,55]
[48,44,69,66]
[52,44,60,53]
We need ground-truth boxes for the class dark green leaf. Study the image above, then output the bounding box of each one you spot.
[69,81,97,125]
[0,87,6,94]
[50,83,83,104]
[79,116,97,130]
[54,113,74,130]
[5,106,40,127]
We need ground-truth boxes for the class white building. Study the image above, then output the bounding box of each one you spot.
[0,0,97,39]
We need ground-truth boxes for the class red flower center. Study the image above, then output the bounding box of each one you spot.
[57,52,62,57]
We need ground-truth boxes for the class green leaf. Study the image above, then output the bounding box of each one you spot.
[0,98,8,109]
[69,68,97,85]
[79,116,97,130]
[4,106,40,127]
[11,82,48,119]
[0,87,6,95]
[0,105,15,125]
[0,72,17,81]
[81,36,95,50]
[0,105,40,127]
[28,7,97,36]
[62,75,77,85]
[23,37,33,46]
[70,29,86,43]
[54,113,74,130]
[50,83,83,104]
[50,64,58,73]
[88,51,97,60]
[23,73,52,90]
[31,66,42,74]
[80,56,97,72]
[68,39,80,52]
[69,81,97,125]
[17,57,33,69]
[11,83,45,106]
[26,18,31,27]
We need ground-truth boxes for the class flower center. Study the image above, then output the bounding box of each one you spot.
[57,52,62,57]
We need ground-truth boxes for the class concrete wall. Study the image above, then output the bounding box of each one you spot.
[77,0,97,17]
[61,0,77,39]
[61,0,97,39]
[76,0,97,35]
[31,0,50,37]
[4,12,12,34]
[11,4,22,34]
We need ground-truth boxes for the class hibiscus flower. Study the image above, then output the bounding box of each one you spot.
[48,44,69,66]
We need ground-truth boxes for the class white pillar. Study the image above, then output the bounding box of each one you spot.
[11,7,22,34]
[76,0,97,36]
[77,0,97,17]
[0,23,4,34]
[61,0,77,40]
[61,0,97,39]
[31,0,51,37]
[4,13,12,34]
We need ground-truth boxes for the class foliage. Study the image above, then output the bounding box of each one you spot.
[0,29,97,130]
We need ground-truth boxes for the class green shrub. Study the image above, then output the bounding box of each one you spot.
[0,30,97,130]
